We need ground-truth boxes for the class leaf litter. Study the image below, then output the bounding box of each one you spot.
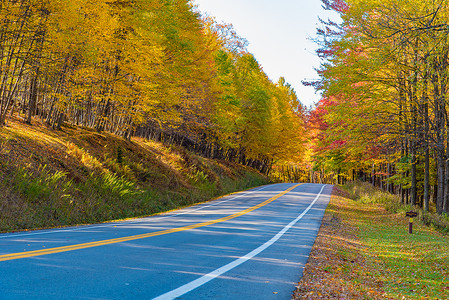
[293,185,449,299]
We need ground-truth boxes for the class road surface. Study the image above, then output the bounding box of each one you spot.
[0,183,331,299]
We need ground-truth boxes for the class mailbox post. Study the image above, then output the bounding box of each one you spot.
[406,211,418,234]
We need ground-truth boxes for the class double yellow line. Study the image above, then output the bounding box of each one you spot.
[0,184,302,262]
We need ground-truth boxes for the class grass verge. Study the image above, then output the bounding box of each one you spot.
[293,184,449,299]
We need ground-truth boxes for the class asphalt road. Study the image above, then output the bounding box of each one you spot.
[0,183,331,300]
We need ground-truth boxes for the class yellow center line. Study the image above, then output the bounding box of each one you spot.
[0,184,302,262]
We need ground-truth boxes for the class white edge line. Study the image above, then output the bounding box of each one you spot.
[0,184,277,239]
[152,184,327,300]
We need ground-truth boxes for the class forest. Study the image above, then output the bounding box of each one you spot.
[0,0,306,175]
[5,0,449,218]
[310,0,449,215]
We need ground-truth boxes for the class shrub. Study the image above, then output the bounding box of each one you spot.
[343,181,449,234]
[344,181,400,204]
[13,165,72,203]
[420,211,449,234]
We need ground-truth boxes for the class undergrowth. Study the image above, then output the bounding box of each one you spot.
[343,181,398,204]
[1,160,266,232]
[0,120,268,232]
[343,181,449,234]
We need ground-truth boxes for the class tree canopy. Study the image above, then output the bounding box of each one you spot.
[310,0,449,213]
[0,0,307,174]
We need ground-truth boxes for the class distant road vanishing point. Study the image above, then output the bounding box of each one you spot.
[0,183,331,299]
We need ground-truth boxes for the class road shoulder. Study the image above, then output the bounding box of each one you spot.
[292,186,385,299]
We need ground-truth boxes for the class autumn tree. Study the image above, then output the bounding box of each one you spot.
[312,0,449,213]
[0,0,307,175]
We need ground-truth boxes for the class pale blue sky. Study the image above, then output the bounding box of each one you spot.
[192,0,339,107]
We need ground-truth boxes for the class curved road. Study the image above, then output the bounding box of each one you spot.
[0,183,331,299]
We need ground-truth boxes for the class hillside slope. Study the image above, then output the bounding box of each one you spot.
[0,118,268,232]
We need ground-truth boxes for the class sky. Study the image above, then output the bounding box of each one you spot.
[192,0,339,107]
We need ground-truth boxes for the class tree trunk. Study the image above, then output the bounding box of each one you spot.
[26,69,39,124]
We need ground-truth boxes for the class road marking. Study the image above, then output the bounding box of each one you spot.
[152,184,327,300]
[0,184,302,262]
[0,185,273,239]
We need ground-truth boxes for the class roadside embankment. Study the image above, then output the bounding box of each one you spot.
[0,119,268,232]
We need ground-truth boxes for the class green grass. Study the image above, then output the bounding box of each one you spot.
[360,214,449,299]
[343,182,449,299]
